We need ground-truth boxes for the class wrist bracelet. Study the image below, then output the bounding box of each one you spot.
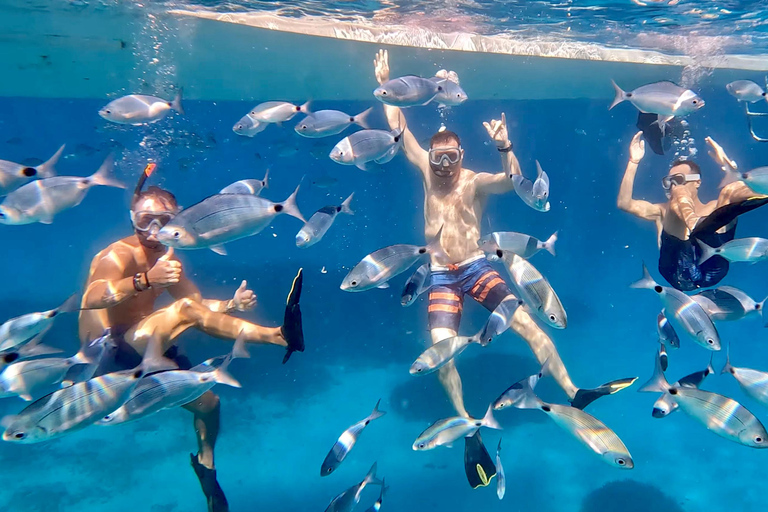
[133,273,146,292]
[497,143,512,153]
[144,272,152,289]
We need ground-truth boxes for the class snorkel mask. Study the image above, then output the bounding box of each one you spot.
[662,172,701,199]
[429,146,462,177]
[130,163,175,235]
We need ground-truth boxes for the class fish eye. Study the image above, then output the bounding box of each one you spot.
[756,436,764,443]
[692,100,698,104]
[13,432,25,439]
[415,367,422,373]
[707,339,714,345]
[616,458,626,466]
[173,231,180,239]
[497,403,505,409]
[418,442,425,449]
[301,125,307,129]
[351,280,357,286]
[381,91,387,95]
[549,314,556,322]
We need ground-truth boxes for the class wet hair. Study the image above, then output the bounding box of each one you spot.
[430,130,461,149]
[132,186,179,213]
[670,159,700,175]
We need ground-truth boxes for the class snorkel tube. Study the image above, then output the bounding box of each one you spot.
[131,162,157,209]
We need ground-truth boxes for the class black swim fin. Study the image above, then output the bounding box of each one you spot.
[570,377,638,410]
[636,112,672,156]
[464,430,496,489]
[190,453,229,512]
[281,268,305,364]
[691,197,768,239]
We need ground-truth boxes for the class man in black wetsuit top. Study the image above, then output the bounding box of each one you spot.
[618,132,768,291]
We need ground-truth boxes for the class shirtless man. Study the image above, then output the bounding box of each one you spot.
[374,50,635,487]
[618,132,767,291]
[79,165,304,512]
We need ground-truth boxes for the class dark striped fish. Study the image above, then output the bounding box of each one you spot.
[652,357,714,418]
[321,399,385,476]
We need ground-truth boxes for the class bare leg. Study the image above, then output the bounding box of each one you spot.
[717,181,765,208]
[431,327,469,417]
[184,390,220,468]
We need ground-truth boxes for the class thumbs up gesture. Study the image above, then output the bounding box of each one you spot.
[232,280,257,311]
[146,248,182,288]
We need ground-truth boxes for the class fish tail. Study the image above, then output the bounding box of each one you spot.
[637,349,671,393]
[629,262,657,289]
[231,331,251,360]
[213,365,242,388]
[171,88,184,115]
[261,168,269,189]
[719,168,740,188]
[340,192,355,215]
[541,231,558,257]
[363,462,378,487]
[425,225,446,260]
[354,107,373,129]
[609,80,627,110]
[299,100,312,114]
[56,293,81,315]
[721,340,734,375]
[535,160,544,178]
[368,398,386,422]
[697,239,717,265]
[139,331,177,375]
[759,297,767,325]
[280,183,306,223]
[36,144,65,177]
[89,154,126,189]
[481,404,502,430]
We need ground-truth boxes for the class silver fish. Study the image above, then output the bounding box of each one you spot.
[157,182,305,255]
[330,128,403,171]
[656,311,680,349]
[1,334,174,443]
[219,169,269,196]
[0,294,79,353]
[722,346,768,410]
[410,334,474,376]
[413,405,500,450]
[324,463,380,512]
[499,250,566,329]
[726,80,766,103]
[496,438,506,500]
[99,92,183,125]
[0,145,63,196]
[295,108,371,138]
[362,480,386,512]
[698,237,768,265]
[249,101,310,124]
[630,264,720,350]
[609,80,704,116]
[0,156,124,225]
[501,364,633,468]
[232,113,267,137]
[653,360,714,418]
[373,76,442,107]
[692,286,764,322]
[320,399,386,476]
[296,193,354,248]
[511,161,550,212]
[430,75,467,108]
[639,350,768,448]
[341,228,442,292]
[400,263,431,307]
[478,231,557,258]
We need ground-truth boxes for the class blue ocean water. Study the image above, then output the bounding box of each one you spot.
[2,7,768,512]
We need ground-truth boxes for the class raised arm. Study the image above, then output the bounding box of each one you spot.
[476,112,519,195]
[617,131,663,221]
[374,49,429,174]
[169,269,257,314]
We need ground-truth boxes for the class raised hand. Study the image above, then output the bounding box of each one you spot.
[483,112,510,149]
[232,280,257,311]
[629,131,645,164]
[374,49,390,85]
[705,136,738,171]
[147,248,181,288]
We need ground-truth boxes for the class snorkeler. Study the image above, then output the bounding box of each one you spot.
[373,49,636,488]
[618,132,768,291]
[78,164,305,512]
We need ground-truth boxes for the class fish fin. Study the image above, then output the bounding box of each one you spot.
[232,331,251,360]
[280,183,306,223]
[541,231,557,257]
[609,80,627,110]
[570,377,638,410]
[210,245,228,256]
[89,154,125,189]
[36,144,65,178]
[363,462,378,486]
[354,107,373,129]
[481,404,501,430]
[706,353,715,376]
[721,340,733,375]
[56,293,81,315]
[759,297,767,325]
[535,160,544,179]
[629,262,657,289]
[340,193,354,215]
[426,225,446,260]
[696,239,717,265]
[368,398,386,422]
[355,161,377,171]
[261,168,269,190]
[19,393,32,402]
[637,350,671,393]
[376,282,390,289]
[139,331,177,375]
[39,215,54,225]
[213,366,241,388]
[719,169,740,189]
[171,88,184,115]
[300,100,312,114]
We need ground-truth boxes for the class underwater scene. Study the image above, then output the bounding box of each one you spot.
[2,1,768,511]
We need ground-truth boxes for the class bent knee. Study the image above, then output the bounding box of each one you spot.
[185,390,220,414]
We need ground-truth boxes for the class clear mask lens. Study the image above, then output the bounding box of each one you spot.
[131,210,174,233]
[429,148,461,166]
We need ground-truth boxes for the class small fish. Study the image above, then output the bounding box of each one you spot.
[609,80,704,116]
[726,80,766,103]
[219,169,269,195]
[410,334,474,376]
[232,113,267,137]
[630,264,720,350]
[640,350,768,448]
[692,286,764,322]
[320,399,386,476]
[477,231,557,258]
[330,128,403,171]
[324,463,381,512]
[295,108,371,138]
[496,439,506,500]
[429,75,467,108]
[99,91,184,125]
[656,311,680,349]
[157,182,305,255]
[312,174,339,189]
[0,295,79,353]
[720,166,768,194]
[249,101,310,124]
[362,480,386,512]
[341,227,443,292]
[400,263,431,307]
[503,363,634,468]
[0,145,64,196]
[698,237,768,265]
[413,405,500,450]
[498,250,566,329]
[1,334,175,443]
[652,359,714,418]
[722,344,768,410]
[511,161,550,212]
[0,156,124,225]
[373,76,443,107]
[658,341,669,372]
[296,193,354,248]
